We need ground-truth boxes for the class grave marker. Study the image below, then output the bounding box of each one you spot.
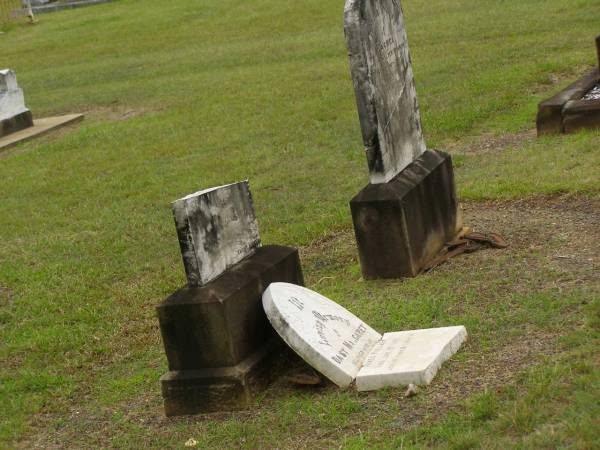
[0,69,33,137]
[344,0,461,279]
[157,182,304,416]
[263,283,467,391]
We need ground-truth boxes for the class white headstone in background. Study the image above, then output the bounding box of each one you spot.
[263,283,467,391]
[355,326,467,391]
[0,69,30,122]
[344,0,426,184]
[262,283,382,387]
[172,181,261,286]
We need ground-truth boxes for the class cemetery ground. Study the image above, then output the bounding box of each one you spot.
[0,0,599,448]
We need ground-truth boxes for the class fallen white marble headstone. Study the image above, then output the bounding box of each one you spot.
[263,283,467,391]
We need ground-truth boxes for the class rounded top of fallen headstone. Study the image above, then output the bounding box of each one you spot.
[262,283,381,387]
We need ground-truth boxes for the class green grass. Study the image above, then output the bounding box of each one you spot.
[1,0,600,448]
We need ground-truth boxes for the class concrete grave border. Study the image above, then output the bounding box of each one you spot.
[537,36,600,135]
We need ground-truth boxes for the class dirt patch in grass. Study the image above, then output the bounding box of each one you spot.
[0,284,13,303]
[85,105,163,122]
[446,129,537,155]
[15,194,600,449]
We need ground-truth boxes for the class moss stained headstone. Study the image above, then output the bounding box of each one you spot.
[343,0,460,279]
[157,182,304,416]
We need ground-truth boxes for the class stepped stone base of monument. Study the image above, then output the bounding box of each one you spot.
[0,110,33,138]
[350,150,461,280]
[157,245,304,416]
[160,337,282,416]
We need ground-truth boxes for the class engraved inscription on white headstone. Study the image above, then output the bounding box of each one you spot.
[344,0,426,184]
[0,69,30,122]
[172,181,261,286]
[264,283,467,392]
[355,326,467,391]
[262,283,382,387]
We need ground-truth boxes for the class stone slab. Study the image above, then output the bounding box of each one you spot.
[172,181,261,287]
[355,326,467,391]
[0,113,83,151]
[344,0,426,184]
[160,336,281,416]
[350,149,461,279]
[536,68,599,136]
[262,282,381,388]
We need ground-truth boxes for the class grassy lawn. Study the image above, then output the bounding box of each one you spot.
[1,0,599,448]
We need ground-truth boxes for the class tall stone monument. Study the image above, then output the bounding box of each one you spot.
[157,181,304,416]
[0,69,33,137]
[344,0,461,279]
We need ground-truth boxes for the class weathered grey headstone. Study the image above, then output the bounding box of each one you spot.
[158,182,304,416]
[344,0,426,184]
[263,283,467,391]
[343,1,461,279]
[0,69,33,137]
[172,181,261,286]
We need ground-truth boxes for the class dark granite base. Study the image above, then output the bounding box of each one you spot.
[161,337,282,416]
[157,245,304,415]
[537,68,600,135]
[350,150,461,279]
[0,110,33,138]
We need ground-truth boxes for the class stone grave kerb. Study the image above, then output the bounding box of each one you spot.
[536,36,600,135]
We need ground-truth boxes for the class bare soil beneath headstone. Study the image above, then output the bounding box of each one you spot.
[16,194,600,449]
[445,129,537,155]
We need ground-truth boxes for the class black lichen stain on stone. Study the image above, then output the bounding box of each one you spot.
[366,131,384,174]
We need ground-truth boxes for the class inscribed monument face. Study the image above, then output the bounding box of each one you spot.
[344,0,426,184]
[263,283,467,391]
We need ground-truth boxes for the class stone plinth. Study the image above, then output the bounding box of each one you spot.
[157,245,304,416]
[350,150,461,279]
[0,110,33,138]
